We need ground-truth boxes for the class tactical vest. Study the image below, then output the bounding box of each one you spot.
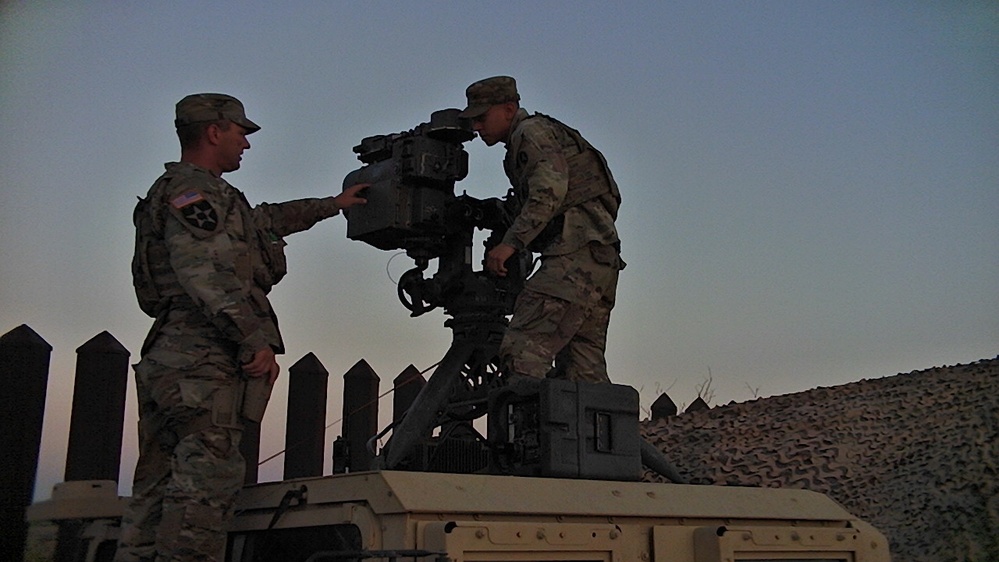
[131,167,284,432]
[131,174,288,318]
[517,113,621,252]
[132,192,166,318]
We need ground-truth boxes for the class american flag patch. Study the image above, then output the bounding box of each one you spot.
[171,190,205,209]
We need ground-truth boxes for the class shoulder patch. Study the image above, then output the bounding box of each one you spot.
[171,190,219,232]
[171,190,205,208]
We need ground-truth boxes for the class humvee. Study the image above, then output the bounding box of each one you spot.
[28,468,890,562]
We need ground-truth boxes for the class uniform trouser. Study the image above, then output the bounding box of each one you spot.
[115,345,245,562]
[500,243,621,383]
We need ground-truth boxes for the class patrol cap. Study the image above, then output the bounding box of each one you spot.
[458,76,520,118]
[174,93,261,134]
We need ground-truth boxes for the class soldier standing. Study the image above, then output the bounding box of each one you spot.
[117,93,367,562]
[459,76,624,383]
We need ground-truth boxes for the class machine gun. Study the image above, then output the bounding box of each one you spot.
[342,110,683,482]
[342,109,530,471]
[343,109,527,317]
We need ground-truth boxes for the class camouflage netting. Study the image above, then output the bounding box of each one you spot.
[641,358,999,562]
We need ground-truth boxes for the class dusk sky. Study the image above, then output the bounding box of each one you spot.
[2,2,996,501]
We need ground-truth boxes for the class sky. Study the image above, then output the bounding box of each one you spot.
[1,1,996,502]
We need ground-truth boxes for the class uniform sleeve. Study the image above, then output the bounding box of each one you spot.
[501,123,570,250]
[252,197,340,237]
[162,195,272,362]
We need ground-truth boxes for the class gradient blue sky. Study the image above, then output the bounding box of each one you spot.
[2,2,996,501]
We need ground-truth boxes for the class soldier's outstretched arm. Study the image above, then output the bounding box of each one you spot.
[252,183,369,237]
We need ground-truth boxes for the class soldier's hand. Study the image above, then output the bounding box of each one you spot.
[335,183,369,211]
[243,347,280,385]
[486,243,517,277]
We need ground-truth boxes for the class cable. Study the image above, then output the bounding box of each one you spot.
[256,358,442,467]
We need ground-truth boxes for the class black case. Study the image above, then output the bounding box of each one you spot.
[489,378,642,481]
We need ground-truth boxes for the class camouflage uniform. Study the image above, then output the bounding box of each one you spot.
[462,77,624,383]
[118,96,344,562]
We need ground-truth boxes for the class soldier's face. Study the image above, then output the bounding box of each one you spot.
[216,122,251,173]
[472,103,515,146]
